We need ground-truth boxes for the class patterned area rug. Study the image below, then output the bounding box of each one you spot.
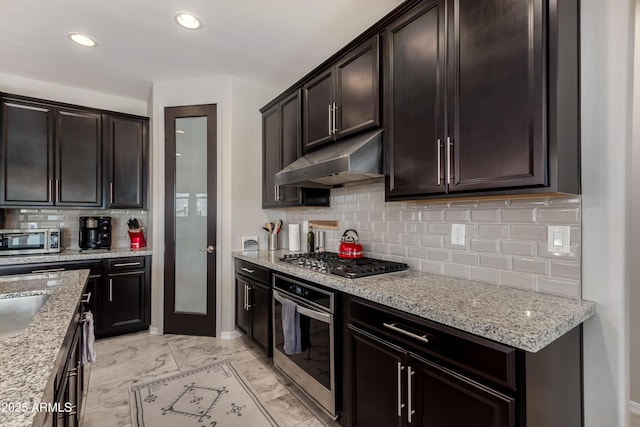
[130,360,280,427]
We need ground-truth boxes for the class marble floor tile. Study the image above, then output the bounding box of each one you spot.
[81,332,335,427]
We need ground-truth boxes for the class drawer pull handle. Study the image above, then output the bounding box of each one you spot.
[241,267,255,274]
[383,322,430,344]
[109,279,113,302]
[408,366,415,423]
[81,292,92,304]
[113,262,141,267]
[32,268,65,273]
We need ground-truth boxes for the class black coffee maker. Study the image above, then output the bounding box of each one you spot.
[79,216,112,250]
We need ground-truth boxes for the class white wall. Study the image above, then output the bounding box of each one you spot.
[581,0,634,425]
[630,0,640,408]
[0,71,147,116]
[149,75,277,336]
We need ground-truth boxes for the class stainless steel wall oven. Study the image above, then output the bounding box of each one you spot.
[272,273,336,417]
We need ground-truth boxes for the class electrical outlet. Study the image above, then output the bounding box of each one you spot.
[451,224,466,246]
[547,225,571,254]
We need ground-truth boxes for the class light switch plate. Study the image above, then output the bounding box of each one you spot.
[547,226,571,254]
[451,224,466,246]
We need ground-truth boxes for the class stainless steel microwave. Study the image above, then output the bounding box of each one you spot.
[0,229,62,256]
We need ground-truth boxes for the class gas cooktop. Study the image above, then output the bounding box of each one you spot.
[279,252,409,279]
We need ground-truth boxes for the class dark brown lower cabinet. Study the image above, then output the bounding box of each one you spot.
[100,257,151,338]
[235,268,271,357]
[344,296,582,427]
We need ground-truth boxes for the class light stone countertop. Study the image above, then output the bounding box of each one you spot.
[233,250,595,353]
[0,247,153,266]
[0,270,89,427]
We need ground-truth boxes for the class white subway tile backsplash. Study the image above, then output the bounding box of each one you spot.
[280,182,581,299]
[501,240,536,256]
[512,258,549,275]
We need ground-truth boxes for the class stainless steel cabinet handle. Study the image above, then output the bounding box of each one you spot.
[109,279,113,302]
[56,179,60,201]
[246,284,252,309]
[48,179,53,202]
[243,284,247,310]
[241,267,255,274]
[110,182,114,204]
[332,102,338,135]
[397,362,405,417]
[447,137,453,184]
[113,262,141,267]
[81,292,92,304]
[383,322,430,344]
[199,246,215,254]
[437,138,442,185]
[32,268,65,273]
[328,104,332,136]
[408,366,415,423]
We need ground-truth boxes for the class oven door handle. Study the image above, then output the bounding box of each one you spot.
[273,290,331,324]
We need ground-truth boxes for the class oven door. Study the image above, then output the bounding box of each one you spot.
[272,289,335,416]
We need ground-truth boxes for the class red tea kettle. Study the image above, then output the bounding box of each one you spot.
[339,229,363,259]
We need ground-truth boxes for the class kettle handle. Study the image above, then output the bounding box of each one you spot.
[342,229,359,242]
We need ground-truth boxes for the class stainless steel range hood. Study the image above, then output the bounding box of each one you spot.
[274,129,383,188]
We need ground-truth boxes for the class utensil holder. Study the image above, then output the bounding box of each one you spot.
[268,233,278,251]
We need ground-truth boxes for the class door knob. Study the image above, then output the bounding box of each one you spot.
[199,245,215,254]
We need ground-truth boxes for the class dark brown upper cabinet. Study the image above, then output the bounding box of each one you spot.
[262,90,329,208]
[103,114,149,209]
[303,36,380,152]
[385,0,580,200]
[0,93,149,209]
[0,96,103,207]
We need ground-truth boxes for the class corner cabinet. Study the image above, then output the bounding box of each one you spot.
[303,35,381,152]
[261,91,329,208]
[344,297,583,427]
[385,0,580,200]
[103,114,149,209]
[0,96,103,207]
[0,93,149,209]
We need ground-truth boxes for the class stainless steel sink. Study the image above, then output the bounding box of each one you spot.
[0,294,50,338]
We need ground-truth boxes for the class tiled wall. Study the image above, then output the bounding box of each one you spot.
[3,208,149,250]
[283,182,582,299]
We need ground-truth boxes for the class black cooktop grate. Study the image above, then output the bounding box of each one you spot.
[279,252,409,278]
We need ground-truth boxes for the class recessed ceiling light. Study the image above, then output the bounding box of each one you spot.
[174,12,202,30]
[68,33,97,47]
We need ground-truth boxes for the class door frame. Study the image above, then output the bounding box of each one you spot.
[163,104,217,336]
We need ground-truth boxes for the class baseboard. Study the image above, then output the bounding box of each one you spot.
[148,326,160,335]
[219,330,241,340]
[631,401,640,415]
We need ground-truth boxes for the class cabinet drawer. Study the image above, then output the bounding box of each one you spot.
[107,256,145,272]
[348,297,517,391]
[234,259,271,285]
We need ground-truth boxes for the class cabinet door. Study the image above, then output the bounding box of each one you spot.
[447,0,546,192]
[336,36,380,139]
[262,104,280,208]
[385,1,446,199]
[250,281,271,355]
[235,275,250,335]
[349,326,404,427]
[410,354,515,427]
[279,91,303,206]
[303,69,335,151]
[56,109,103,206]
[104,115,148,208]
[0,98,54,205]
[104,271,147,333]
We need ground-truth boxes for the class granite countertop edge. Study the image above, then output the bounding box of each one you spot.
[0,247,153,266]
[0,270,89,427]
[233,250,595,353]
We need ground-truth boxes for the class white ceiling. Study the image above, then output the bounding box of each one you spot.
[0,0,405,101]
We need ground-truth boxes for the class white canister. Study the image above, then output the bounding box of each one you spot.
[288,224,301,252]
